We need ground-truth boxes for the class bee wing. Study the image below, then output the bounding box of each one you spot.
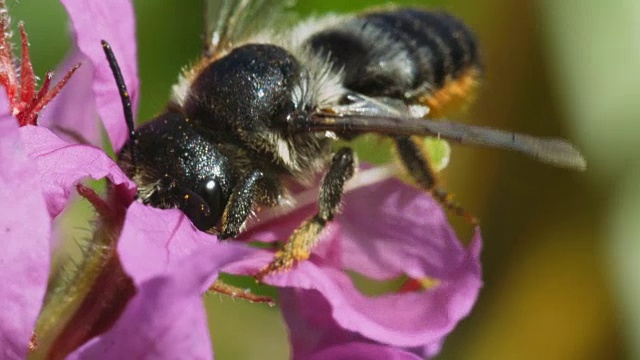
[300,94,587,171]
[203,0,294,57]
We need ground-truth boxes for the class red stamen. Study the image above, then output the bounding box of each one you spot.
[15,71,52,126]
[398,278,422,293]
[0,71,11,102]
[17,64,80,127]
[0,14,18,106]
[398,277,441,293]
[31,63,80,115]
[0,9,80,127]
[33,71,52,104]
[18,22,34,105]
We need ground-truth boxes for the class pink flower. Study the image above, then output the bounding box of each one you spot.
[231,176,482,358]
[1,0,483,357]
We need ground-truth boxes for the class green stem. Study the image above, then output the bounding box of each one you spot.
[29,185,134,359]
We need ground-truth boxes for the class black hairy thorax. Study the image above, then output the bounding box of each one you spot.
[181,44,333,176]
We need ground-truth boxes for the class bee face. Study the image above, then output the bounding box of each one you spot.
[118,112,234,231]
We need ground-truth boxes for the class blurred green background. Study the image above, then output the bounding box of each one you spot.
[12,0,639,359]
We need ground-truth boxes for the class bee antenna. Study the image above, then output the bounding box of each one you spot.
[101,39,138,167]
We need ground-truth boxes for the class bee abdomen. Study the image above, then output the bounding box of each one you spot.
[307,8,481,114]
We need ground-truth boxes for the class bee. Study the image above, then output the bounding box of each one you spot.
[102,0,586,278]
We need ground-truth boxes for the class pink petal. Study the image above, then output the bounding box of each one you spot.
[0,118,50,359]
[59,0,138,151]
[279,288,363,358]
[116,203,227,285]
[69,204,256,359]
[19,126,135,218]
[238,178,482,351]
[39,49,101,147]
[338,178,477,280]
[281,289,423,360]
[272,245,480,350]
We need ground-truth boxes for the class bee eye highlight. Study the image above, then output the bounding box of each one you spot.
[195,178,226,222]
[178,178,226,232]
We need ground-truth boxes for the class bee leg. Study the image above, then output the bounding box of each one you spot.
[256,148,356,279]
[219,170,264,239]
[394,136,478,225]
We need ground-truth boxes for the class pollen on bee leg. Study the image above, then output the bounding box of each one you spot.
[255,217,321,281]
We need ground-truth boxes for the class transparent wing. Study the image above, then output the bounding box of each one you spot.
[296,94,587,171]
[203,0,295,57]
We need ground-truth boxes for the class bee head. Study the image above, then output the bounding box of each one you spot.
[103,40,235,232]
[117,111,235,232]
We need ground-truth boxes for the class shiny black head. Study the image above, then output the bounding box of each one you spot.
[102,40,234,232]
[117,112,235,231]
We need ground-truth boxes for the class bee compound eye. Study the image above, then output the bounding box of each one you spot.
[180,189,215,232]
[179,178,226,232]
[195,178,226,223]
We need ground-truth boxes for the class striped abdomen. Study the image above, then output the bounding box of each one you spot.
[307,8,481,117]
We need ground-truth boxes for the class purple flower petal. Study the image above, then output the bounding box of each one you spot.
[281,289,423,360]
[0,117,50,359]
[19,126,135,218]
[59,0,138,151]
[39,49,101,147]
[69,204,256,359]
[338,179,480,281]
[236,178,482,353]
[116,202,226,285]
[280,288,365,358]
[271,259,479,350]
